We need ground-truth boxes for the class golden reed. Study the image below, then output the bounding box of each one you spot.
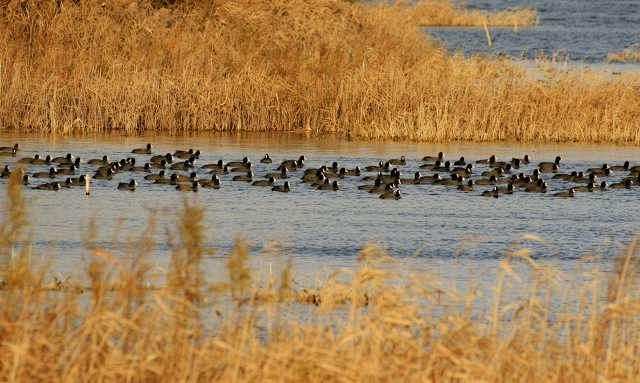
[2,167,640,381]
[0,0,638,143]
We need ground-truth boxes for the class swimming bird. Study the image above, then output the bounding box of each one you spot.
[277,156,306,170]
[481,187,499,198]
[419,160,443,171]
[174,149,200,159]
[57,164,78,176]
[52,153,74,164]
[379,187,401,200]
[151,153,173,164]
[170,158,195,170]
[175,172,198,182]
[524,179,548,193]
[587,164,612,177]
[252,177,275,187]
[453,156,466,166]
[0,143,19,155]
[145,170,166,181]
[365,161,386,172]
[230,161,252,172]
[317,180,339,191]
[474,175,497,186]
[226,157,250,168]
[439,174,462,186]
[476,155,496,165]
[1,165,10,178]
[302,169,325,183]
[481,167,504,178]
[574,182,595,192]
[68,175,87,186]
[201,160,224,170]
[457,179,474,191]
[538,156,561,173]
[272,181,291,192]
[572,172,595,184]
[154,173,179,185]
[93,169,114,180]
[345,166,361,176]
[33,167,58,179]
[199,174,221,189]
[419,173,442,184]
[208,165,230,175]
[388,156,406,165]
[358,178,382,192]
[422,152,444,162]
[450,164,473,177]
[132,143,152,154]
[552,171,578,181]
[610,161,630,171]
[267,167,288,179]
[553,188,575,197]
[610,179,633,189]
[150,160,167,169]
[33,182,61,191]
[401,171,422,185]
[310,174,328,188]
[260,154,273,164]
[232,171,253,182]
[497,183,514,195]
[22,174,30,185]
[117,179,137,191]
[88,155,109,165]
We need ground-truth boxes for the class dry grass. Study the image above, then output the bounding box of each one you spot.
[0,0,639,143]
[608,48,640,63]
[2,168,640,381]
[406,0,537,27]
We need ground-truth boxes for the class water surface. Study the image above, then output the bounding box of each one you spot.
[1,134,637,294]
[427,0,640,64]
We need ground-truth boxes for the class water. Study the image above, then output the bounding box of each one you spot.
[426,0,640,64]
[0,134,637,296]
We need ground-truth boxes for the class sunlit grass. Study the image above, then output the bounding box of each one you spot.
[2,167,640,381]
[0,1,638,143]
[408,0,537,27]
[608,49,640,63]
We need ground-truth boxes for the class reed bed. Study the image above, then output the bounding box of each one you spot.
[608,48,640,63]
[406,0,537,27]
[2,169,640,381]
[0,0,639,143]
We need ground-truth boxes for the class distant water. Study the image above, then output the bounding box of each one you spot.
[0,134,638,294]
[426,0,640,64]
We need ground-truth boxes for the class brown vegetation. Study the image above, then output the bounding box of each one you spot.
[2,167,640,381]
[608,48,640,63]
[0,0,639,143]
[405,0,537,27]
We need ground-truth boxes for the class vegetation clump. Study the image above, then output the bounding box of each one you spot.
[0,1,638,142]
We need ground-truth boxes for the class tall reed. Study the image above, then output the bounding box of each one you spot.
[0,0,638,143]
[2,166,640,381]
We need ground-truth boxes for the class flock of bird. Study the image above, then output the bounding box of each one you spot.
[1,142,640,200]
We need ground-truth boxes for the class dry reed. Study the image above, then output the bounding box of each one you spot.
[608,48,640,63]
[2,165,640,381]
[0,0,639,143]
[406,0,537,27]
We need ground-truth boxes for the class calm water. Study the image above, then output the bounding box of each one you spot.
[0,134,637,294]
[427,0,640,64]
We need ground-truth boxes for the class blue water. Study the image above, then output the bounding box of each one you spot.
[426,0,640,63]
[0,135,637,294]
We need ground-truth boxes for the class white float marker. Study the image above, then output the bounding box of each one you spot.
[85,173,91,195]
